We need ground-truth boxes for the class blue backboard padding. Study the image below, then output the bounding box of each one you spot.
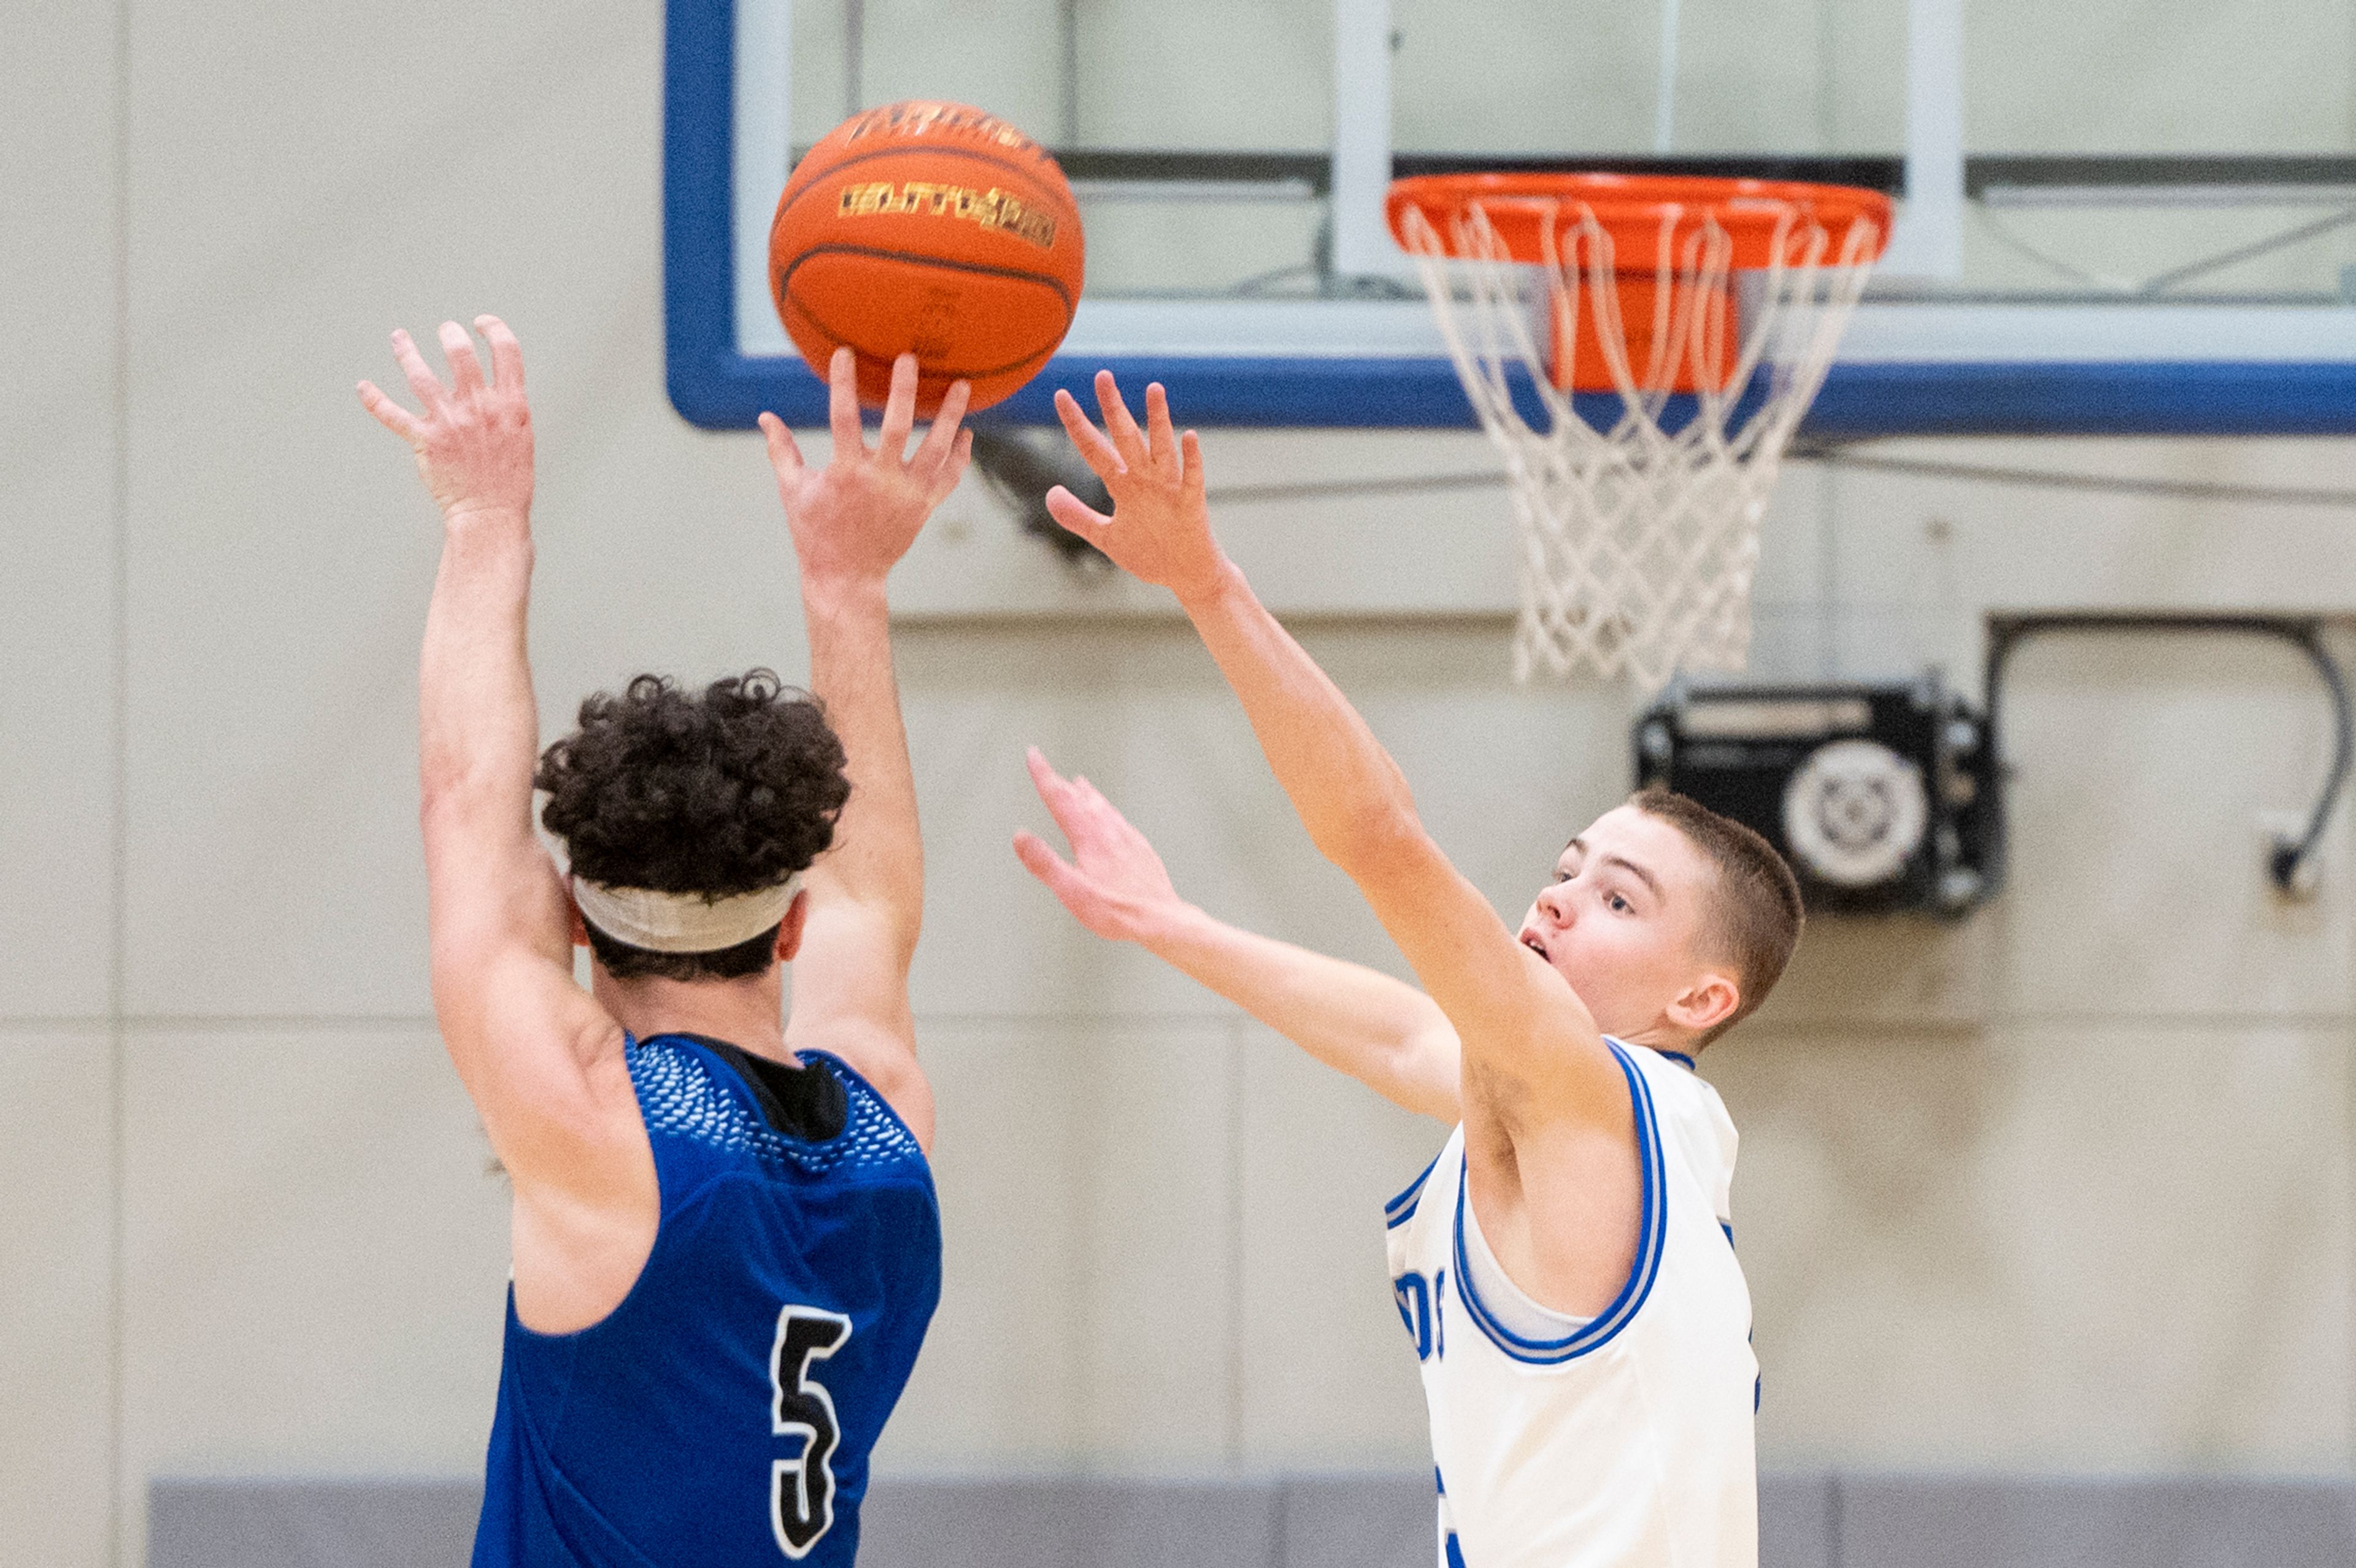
[1804,360,2356,438]
[664,0,2356,437]
[662,0,739,426]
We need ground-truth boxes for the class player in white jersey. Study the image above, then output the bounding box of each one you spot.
[1010,373,1805,1568]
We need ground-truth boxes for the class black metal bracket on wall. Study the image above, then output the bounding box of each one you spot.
[1982,613,2354,897]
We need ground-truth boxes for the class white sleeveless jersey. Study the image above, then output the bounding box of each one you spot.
[1384,1041,1757,1568]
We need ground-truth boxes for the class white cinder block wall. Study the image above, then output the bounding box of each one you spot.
[6,3,2355,1566]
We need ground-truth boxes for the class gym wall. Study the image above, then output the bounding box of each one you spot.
[4,2,2354,1566]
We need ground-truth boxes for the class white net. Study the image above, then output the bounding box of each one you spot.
[1396,193,1883,688]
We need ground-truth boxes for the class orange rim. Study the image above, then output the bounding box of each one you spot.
[1385,172,1893,270]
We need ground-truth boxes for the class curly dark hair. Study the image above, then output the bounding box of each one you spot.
[536,670,850,982]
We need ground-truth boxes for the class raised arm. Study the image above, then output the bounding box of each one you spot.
[360,320,641,1264]
[1041,376,1630,1153]
[1014,747,1460,1121]
[760,351,971,1146]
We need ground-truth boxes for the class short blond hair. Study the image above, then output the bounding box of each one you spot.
[1628,787,1804,1046]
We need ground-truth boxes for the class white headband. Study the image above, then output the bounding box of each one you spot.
[571,874,804,955]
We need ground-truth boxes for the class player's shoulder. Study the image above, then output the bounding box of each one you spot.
[1615,1040,1739,1181]
[1621,1040,1727,1108]
[627,1031,931,1188]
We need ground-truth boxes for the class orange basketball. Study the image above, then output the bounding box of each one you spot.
[768,101,1085,415]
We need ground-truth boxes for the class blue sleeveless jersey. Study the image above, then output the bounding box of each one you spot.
[473,1035,942,1567]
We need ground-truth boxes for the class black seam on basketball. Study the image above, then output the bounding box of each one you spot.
[776,145,1079,231]
[778,244,1076,314]
[783,312,1063,383]
[779,272,1066,383]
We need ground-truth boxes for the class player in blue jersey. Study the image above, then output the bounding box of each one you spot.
[1011,374,1804,1568]
[360,319,971,1567]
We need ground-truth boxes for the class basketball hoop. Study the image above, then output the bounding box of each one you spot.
[1387,173,1891,686]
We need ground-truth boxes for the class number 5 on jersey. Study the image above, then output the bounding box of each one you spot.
[770,1305,853,1559]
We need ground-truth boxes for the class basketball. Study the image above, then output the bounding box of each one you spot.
[768,101,1085,415]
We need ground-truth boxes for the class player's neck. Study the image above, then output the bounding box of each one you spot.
[592,967,791,1062]
[1611,1023,1705,1059]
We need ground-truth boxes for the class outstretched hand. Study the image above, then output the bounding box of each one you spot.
[1012,747,1191,943]
[358,316,534,523]
[759,348,973,588]
[1047,372,1228,604]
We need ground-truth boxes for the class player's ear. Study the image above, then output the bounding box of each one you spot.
[776,889,811,963]
[566,894,591,949]
[1667,968,1741,1036]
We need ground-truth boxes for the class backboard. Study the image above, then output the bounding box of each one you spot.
[666,0,2356,437]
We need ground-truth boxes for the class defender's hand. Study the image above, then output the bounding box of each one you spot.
[759,348,973,588]
[1013,746,1190,944]
[358,317,534,523]
[1047,372,1226,604]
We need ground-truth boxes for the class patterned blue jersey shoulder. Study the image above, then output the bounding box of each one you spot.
[474,1034,941,1568]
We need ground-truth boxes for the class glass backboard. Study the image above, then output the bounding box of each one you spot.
[666,0,2356,436]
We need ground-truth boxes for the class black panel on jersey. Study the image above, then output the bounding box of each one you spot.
[683,1034,850,1143]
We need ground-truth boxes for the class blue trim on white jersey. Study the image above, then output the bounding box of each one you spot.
[1660,1051,1696,1070]
[1449,1042,1666,1364]
[1385,1152,1442,1229]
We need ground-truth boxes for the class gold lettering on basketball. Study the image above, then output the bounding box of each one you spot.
[833,180,1057,249]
